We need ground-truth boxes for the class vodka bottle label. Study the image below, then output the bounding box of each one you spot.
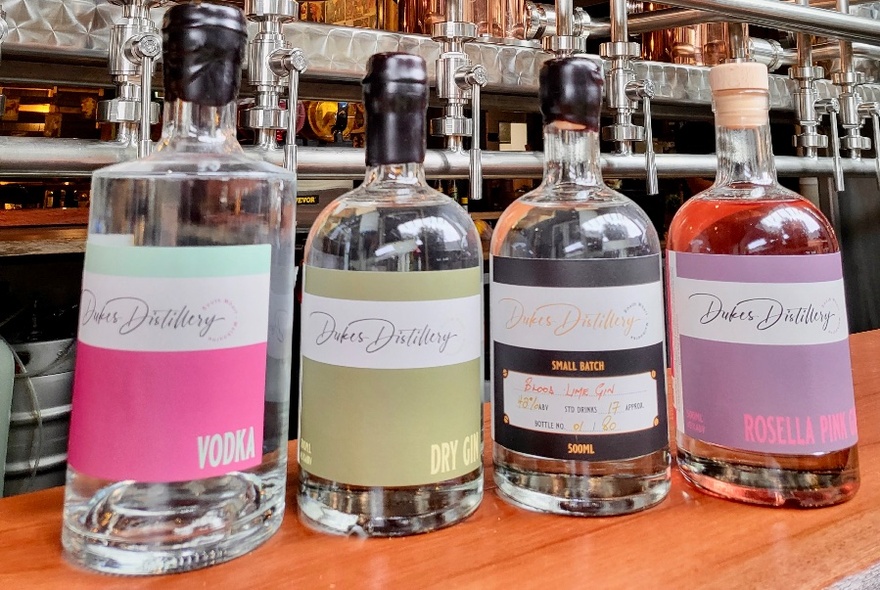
[491,255,667,462]
[68,242,271,482]
[299,265,483,486]
[668,251,858,454]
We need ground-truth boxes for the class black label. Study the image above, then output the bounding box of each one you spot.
[492,255,667,462]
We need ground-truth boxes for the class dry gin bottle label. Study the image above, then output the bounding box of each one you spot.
[300,266,482,486]
[298,53,484,536]
[669,251,857,454]
[492,256,666,462]
[69,243,270,482]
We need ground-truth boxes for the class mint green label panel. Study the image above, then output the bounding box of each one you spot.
[299,266,483,487]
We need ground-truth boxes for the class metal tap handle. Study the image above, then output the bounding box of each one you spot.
[270,48,308,172]
[858,101,880,190]
[817,97,844,192]
[128,32,161,157]
[626,79,658,195]
[465,65,488,203]
[642,92,658,195]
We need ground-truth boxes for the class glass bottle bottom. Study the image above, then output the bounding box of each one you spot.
[493,446,671,516]
[298,468,483,537]
[61,462,286,575]
[676,436,859,508]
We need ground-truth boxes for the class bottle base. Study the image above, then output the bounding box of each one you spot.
[493,463,670,517]
[677,449,859,508]
[62,472,285,576]
[298,469,483,537]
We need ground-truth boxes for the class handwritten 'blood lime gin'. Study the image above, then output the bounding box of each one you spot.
[298,53,483,535]
[62,3,296,574]
[490,57,670,516]
[667,62,859,507]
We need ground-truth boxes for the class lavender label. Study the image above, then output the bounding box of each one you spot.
[668,251,858,454]
[491,255,667,462]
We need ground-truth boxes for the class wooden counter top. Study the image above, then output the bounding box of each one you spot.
[3,331,880,589]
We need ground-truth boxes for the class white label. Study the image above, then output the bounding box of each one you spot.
[78,271,270,352]
[491,281,664,351]
[301,294,482,369]
[502,369,659,435]
[672,277,848,346]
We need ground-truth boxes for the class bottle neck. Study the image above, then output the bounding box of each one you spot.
[156,99,242,153]
[543,124,604,188]
[714,121,778,188]
[362,162,428,188]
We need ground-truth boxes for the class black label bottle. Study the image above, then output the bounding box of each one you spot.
[490,57,670,515]
[667,62,859,507]
[298,53,484,535]
[62,3,296,574]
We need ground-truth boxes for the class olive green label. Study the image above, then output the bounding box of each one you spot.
[299,266,483,487]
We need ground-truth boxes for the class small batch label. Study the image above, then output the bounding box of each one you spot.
[68,241,272,482]
[299,266,483,487]
[668,251,858,454]
[491,255,667,462]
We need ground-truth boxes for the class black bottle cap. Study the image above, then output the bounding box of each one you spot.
[540,57,603,130]
[362,53,428,166]
[162,2,248,107]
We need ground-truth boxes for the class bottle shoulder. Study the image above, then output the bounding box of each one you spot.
[667,188,839,254]
[304,183,482,271]
[92,149,297,181]
[491,184,660,259]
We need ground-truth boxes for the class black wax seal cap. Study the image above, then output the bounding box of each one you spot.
[162,2,248,107]
[362,53,429,166]
[540,57,603,130]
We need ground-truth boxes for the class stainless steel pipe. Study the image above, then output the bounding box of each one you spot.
[814,41,880,60]
[593,0,879,37]
[0,137,877,179]
[656,0,880,45]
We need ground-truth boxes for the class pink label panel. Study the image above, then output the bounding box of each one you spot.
[679,336,857,454]
[671,251,857,454]
[68,342,266,482]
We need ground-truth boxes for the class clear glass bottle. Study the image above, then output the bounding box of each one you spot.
[667,62,859,507]
[62,4,296,574]
[298,53,484,536]
[490,57,670,516]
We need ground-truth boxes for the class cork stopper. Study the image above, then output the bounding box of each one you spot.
[709,62,770,128]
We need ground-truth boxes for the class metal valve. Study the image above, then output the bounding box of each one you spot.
[816,98,844,192]
[625,79,658,196]
[0,3,8,65]
[98,0,162,149]
[0,4,7,116]
[858,101,880,190]
[456,65,488,203]
[125,32,162,157]
[269,48,308,172]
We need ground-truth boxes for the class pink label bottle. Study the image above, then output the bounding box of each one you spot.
[667,62,859,507]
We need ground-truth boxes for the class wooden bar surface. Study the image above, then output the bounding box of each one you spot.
[2,331,880,589]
